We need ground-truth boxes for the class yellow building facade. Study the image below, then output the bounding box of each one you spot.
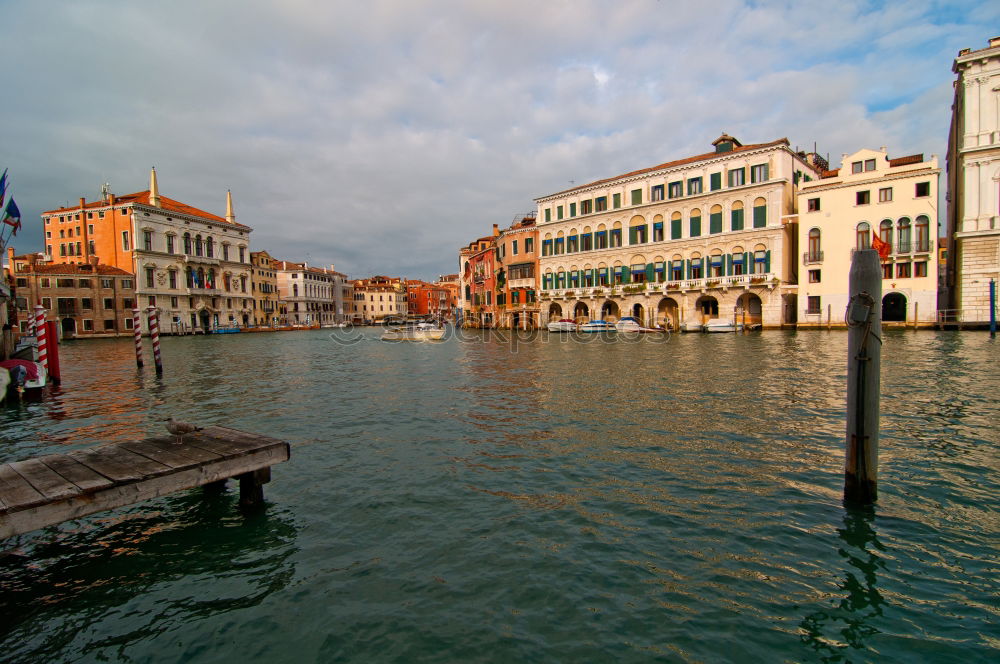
[797,149,939,326]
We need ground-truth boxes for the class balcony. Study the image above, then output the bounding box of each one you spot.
[187,287,222,296]
[896,240,934,255]
[57,304,78,316]
[508,277,536,289]
[803,251,824,265]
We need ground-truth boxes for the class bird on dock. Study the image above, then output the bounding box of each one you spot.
[164,417,202,443]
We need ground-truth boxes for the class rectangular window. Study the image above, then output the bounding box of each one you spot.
[169,271,177,289]
[103,297,113,309]
[42,297,52,309]
[856,191,870,205]
[687,177,703,196]
[879,187,892,202]
[612,193,621,209]
[882,263,893,279]
[808,269,821,283]
[728,168,745,187]
[143,230,152,251]
[865,158,876,171]
[807,296,821,314]
[124,317,134,330]
[145,267,154,288]
[753,204,766,228]
[651,185,664,202]
[544,208,551,222]
[567,235,578,252]
[750,164,769,183]
[595,231,608,249]
[569,202,577,217]
[104,319,115,331]
[595,196,607,212]
[512,240,518,255]
[689,215,701,237]
[667,181,682,199]
[711,173,723,191]
[88,224,94,234]
[631,189,642,205]
[167,235,175,253]
[41,278,51,288]
[525,238,534,253]
[915,182,930,197]
[581,200,592,215]
[807,198,821,212]
[121,231,130,251]
[81,298,92,310]
[896,262,911,278]
[557,206,564,220]
[731,207,744,231]
[610,229,622,247]
[652,222,664,242]
[122,279,133,289]
[914,261,927,278]
[101,278,113,289]
[56,278,74,288]
[852,161,864,174]
[82,319,93,331]
[710,210,722,234]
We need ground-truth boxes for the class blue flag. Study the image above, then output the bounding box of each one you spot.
[2,197,21,235]
[0,168,7,207]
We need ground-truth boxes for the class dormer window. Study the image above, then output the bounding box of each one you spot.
[851,159,877,174]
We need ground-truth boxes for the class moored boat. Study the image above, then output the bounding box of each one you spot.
[579,319,615,333]
[546,318,577,332]
[703,319,743,333]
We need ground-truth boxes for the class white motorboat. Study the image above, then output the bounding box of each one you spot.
[616,316,667,333]
[0,359,47,396]
[546,318,577,332]
[381,322,446,341]
[703,319,743,333]
[579,319,615,333]
[679,320,703,333]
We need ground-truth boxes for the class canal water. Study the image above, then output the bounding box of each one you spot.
[0,329,997,663]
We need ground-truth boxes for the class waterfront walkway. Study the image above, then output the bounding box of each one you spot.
[0,426,290,538]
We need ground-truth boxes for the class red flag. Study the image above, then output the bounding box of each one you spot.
[871,233,890,260]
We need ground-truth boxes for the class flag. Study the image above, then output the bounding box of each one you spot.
[0,168,7,204]
[871,232,890,260]
[2,197,21,235]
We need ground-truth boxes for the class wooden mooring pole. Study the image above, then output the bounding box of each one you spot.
[845,249,882,504]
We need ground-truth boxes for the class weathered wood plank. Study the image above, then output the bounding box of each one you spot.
[183,432,283,458]
[7,458,80,502]
[0,464,48,511]
[120,438,221,469]
[0,442,290,538]
[38,454,115,493]
[68,446,172,483]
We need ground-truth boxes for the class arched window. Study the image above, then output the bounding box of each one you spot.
[898,217,911,252]
[197,267,205,288]
[689,208,702,238]
[224,273,232,291]
[293,283,299,297]
[222,243,230,261]
[208,268,216,289]
[808,228,821,261]
[195,235,203,257]
[731,200,744,232]
[879,219,893,250]
[186,266,194,288]
[753,197,767,228]
[856,222,871,250]
[915,215,930,252]
[670,211,682,240]
[206,236,214,258]
[183,232,192,254]
[709,205,723,234]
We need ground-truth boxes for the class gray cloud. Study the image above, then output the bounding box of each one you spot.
[1,0,997,279]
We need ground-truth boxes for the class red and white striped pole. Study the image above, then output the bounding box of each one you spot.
[132,308,144,368]
[34,305,48,370]
[147,306,162,375]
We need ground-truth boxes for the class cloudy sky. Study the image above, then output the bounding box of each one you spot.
[1,1,997,279]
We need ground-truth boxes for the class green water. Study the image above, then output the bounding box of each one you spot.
[0,329,997,663]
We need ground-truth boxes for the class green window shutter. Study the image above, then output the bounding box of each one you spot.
[690,215,701,237]
[726,254,732,276]
[710,212,722,234]
[621,268,630,284]
[764,250,771,273]
[646,263,655,282]
[710,173,721,191]
[628,227,637,245]
[731,208,743,231]
[613,193,621,209]
[631,189,642,205]
[685,259,691,279]
[545,208,551,222]
[671,218,681,239]
[753,204,766,228]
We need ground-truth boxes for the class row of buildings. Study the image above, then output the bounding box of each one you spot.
[2,169,458,337]
[458,37,1000,329]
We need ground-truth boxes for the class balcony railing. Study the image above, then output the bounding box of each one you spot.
[57,304,78,316]
[803,251,824,264]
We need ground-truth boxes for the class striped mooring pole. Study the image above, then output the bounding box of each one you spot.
[33,305,48,371]
[132,309,144,368]
[147,306,163,375]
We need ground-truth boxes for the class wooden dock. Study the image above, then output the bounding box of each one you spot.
[0,426,290,539]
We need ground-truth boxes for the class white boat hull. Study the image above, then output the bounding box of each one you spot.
[381,327,446,341]
[546,322,576,332]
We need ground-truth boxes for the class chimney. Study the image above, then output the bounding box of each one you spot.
[6,246,14,268]
[149,167,161,207]
[109,193,116,205]
[90,256,99,268]
[493,224,500,236]
[990,36,1000,48]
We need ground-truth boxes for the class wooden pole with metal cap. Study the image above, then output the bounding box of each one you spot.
[845,249,882,504]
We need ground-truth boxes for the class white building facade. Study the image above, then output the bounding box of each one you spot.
[947,36,1000,323]
[797,149,940,326]
[535,135,822,329]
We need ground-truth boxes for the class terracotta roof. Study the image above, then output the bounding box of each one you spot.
[19,263,133,276]
[821,169,840,178]
[43,191,250,229]
[537,138,791,200]
[888,154,924,167]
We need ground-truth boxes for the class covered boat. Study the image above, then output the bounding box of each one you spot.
[579,319,615,333]
[546,318,577,332]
